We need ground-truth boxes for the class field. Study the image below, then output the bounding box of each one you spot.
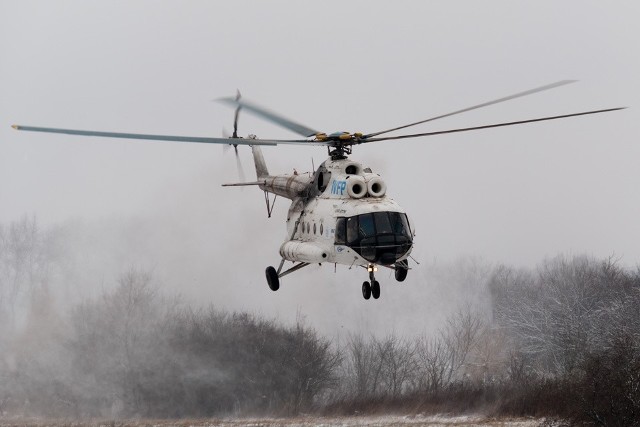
[0,416,544,427]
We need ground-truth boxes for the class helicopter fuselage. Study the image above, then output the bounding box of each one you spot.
[254,152,414,269]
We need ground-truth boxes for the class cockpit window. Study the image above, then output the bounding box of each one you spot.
[374,212,392,234]
[358,213,375,238]
[335,211,412,264]
[335,218,346,244]
[346,216,358,244]
[396,213,411,236]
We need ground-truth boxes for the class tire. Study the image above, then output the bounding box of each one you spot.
[266,266,280,291]
[371,280,381,299]
[362,281,371,300]
[395,267,408,282]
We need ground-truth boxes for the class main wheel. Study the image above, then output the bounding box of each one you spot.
[371,280,381,299]
[395,266,408,282]
[362,281,371,300]
[266,266,280,291]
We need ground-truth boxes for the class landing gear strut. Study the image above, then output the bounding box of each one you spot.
[362,265,381,300]
[265,259,310,292]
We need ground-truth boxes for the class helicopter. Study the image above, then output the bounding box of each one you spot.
[12,80,624,300]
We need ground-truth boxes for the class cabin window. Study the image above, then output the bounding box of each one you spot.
[313,223,317,235]
[320,223,324,235]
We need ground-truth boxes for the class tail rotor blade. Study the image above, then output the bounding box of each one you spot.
[222,127,231,153]
[232,90,241,139]
[235,148,246,182]
[218,96,320,137]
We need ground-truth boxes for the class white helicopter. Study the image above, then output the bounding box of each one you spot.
[12,81,624,300]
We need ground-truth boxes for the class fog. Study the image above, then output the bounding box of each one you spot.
[2,223,640,422]
[1,1,637,336]
[0,1,639,422]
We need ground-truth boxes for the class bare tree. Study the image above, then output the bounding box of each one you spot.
[415,306,484,394]
[377,334,418,399]
[492,255,640,376]
[416,335,452,394]
[69,267,176,417]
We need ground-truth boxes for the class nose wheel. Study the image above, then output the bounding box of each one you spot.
[362,265,381,300]
[362,281,371,299]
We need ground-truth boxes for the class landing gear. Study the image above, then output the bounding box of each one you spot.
[265,260,310,292]
[395,266,408,282]
[371,280,380,299]
[394,260,409,282]
[362,281,371,299]
[266,266,280,291]
[361,265,381,300]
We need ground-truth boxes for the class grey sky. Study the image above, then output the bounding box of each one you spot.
[1,1,638,333]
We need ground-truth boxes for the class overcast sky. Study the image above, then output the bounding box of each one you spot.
[1,1,638,334]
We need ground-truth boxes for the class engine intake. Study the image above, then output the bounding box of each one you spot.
[347,176,367,199]
[365,175,386,198]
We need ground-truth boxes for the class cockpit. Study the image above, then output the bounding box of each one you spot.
[335,211,412,265]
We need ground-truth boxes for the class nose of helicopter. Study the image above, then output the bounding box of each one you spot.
[335,211,413,265]
[357,234,412,265]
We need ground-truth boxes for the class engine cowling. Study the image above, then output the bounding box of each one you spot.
[364,174,386,198]
[347,176,367,199]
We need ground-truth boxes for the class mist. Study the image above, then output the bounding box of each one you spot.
[1,1,639,424]
[2,216,640,424]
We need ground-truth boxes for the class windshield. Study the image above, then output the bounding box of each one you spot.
[335,212,412,264]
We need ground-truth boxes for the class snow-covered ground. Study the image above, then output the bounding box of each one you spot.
[0,415,545,427]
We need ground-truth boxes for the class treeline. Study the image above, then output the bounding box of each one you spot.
[2,217,640,425]
[1,268,341,418]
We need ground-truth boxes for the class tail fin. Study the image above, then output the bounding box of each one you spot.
[252,145,269,178]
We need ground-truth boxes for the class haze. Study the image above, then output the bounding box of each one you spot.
[0,1,638,335]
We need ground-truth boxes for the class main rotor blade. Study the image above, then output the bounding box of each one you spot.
[363,80,578,138]
[11,125,329,146]
[362,107,626,143]
[218,97,319,137]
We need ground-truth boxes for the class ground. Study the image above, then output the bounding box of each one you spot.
[0,415,546,427]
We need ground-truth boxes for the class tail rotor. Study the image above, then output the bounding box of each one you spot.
[224,90,246,182]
